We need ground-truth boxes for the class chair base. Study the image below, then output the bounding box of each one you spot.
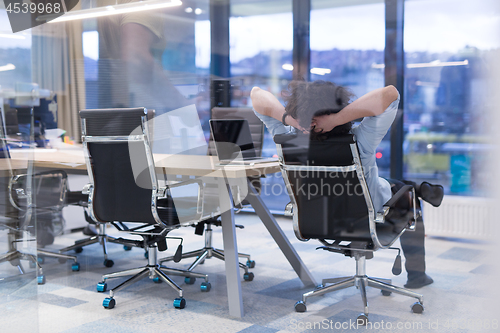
[0,249,79,284]
[160,247,252,274]
[59,223,141,267]
[0,229,79,284]
[295,254,424,323]
[98,244,209,309]
[159,223,254,276]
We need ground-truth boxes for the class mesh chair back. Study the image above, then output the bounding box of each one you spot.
[277,133,373,243]
[80,108,176,226]
[208,107,265,156]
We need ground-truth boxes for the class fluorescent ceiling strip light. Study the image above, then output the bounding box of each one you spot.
[310,67,331,75]
[406,59,468,68]
[282,64,293,71]
[372,60,469,69]
[38,0,182,23]
[0,64,16,72]
[0,33,26,39]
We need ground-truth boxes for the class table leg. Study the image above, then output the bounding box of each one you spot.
[244,179,317,288]
[218,177,244,317]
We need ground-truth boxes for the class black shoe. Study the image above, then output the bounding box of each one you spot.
[419,182,444,207]
[404,274,434,289]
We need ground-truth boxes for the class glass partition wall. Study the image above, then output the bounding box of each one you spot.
[0,105,38,331]
[0,0,498,328]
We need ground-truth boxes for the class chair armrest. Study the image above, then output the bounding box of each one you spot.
[161,178,205,215]
[383,185,413,208]
[375,185,413,224]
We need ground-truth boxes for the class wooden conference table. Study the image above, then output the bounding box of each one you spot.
[8,147,317,317]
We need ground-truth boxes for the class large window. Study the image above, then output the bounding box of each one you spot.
[230,2,293,109]
[0,10,32,90]
[230,1,293,212]
[310,0,388,174]
[404,0,499,196]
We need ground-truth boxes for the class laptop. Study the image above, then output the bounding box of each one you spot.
[209,119,276,165]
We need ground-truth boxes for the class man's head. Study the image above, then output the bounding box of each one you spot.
[282,80,354,138]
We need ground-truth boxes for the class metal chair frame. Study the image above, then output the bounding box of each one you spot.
[80,108,209,309]
[276,135,424,324]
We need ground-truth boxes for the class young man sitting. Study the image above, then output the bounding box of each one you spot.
[251,80,443,288]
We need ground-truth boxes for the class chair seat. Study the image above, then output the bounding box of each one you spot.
[157,197,200,225]
[376,209,415,246]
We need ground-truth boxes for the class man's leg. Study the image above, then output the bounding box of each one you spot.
[400,214,433,288]
[386,179,433,289]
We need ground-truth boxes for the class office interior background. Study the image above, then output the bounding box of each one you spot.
[1,0,500,332]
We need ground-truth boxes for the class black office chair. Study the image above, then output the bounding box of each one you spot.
[80,107,210,310]
[58,179,144,268]
[1,171,82,284]
[58,114,158,268]
[159,107,261,280]
[274,132,424,324]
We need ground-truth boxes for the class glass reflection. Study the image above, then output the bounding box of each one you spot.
[404,0,499,196]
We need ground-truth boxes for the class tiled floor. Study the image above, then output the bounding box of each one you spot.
[0,211,498,333]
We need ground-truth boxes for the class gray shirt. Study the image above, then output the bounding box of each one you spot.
[253,95,400,212]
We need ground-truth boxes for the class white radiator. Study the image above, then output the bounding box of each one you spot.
[422,195,494,240]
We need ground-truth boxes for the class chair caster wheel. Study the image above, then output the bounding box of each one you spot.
[153,277,162,283]
[246,260,256,268]
[103,259,114,268]
[243,272,254,281]
[37,256,45,264]
[97,282,107,292]
[74,247,83,254]
[381,290,392,296]
[185,277,196,285]
[201,282,211,292]
[71,262,80,271]
[144,251,148,259]
[411,301,424,314]
[103,297,115,309]
[294,301,306,312]
[357,314,369,326]
[123,245,132,251]
[37,275,46,285]
[173,297,186,309]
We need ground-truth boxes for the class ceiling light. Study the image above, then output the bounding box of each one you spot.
[371,60,469,69]
[37,0,182,23]
[0,33,25,40]
[0,64,16,72]
[407,60,468,68]
[310,67,331,75]
[282,64,293,71]
[194,8,202,15]
[185,7,193,13]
